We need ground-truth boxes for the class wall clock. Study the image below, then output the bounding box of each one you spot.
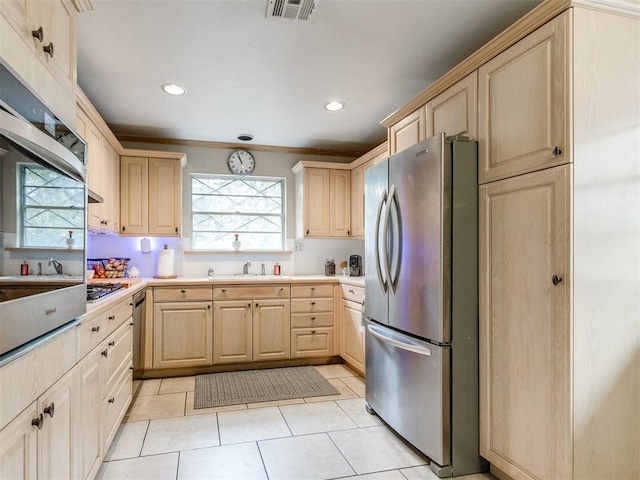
[227,150,255,175]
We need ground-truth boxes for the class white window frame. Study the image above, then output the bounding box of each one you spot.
[190,173,286,251]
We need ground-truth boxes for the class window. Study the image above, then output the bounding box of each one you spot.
[191,174,285,250]
[20,164,85,248]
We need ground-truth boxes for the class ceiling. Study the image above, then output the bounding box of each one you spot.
[76,0,543,155]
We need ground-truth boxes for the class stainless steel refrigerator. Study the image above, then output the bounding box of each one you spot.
[364,134,487,477]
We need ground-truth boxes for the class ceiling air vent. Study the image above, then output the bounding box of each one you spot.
[266,0,318,21]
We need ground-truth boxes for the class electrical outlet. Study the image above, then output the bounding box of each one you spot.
[294,241,303,252]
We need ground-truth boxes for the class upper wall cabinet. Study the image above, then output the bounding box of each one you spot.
[389,108,426,155]
[292,163,351,239]
[121,155,184,236]
[350,142,388,238]
[0,0,78,123]
[426,71,477,141]
[478,13,569,184]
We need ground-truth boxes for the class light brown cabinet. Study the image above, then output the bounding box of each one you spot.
[290,284,335,358]
[339,285,365,374]
[213,285,292,363]
[478,13,569,184]
[480,165,570,480]
[76,108,120,234]
[349,143,388,238]
[121,156,183,236]
[0,401,38,480]
[75,346,102,480]
[0,0,78,123]
[292,164,352,238]
[153,298,213,369]
[478,6,640,480]
[389,107,425,155]
[426,71,477,140]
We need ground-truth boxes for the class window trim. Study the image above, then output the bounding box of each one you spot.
[190,173,287,251]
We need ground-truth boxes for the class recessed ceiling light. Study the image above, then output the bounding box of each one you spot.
[237,134,254,141]
[161,83,186,96]
[324,101,346,111]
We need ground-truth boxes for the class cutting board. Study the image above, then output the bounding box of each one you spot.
[87,277,141,288]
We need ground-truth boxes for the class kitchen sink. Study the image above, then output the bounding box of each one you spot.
[207,274,291,281]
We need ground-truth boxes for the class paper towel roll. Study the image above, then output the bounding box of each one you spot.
[157,248,175,277]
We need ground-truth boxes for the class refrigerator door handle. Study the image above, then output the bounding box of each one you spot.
[367,324,432,357]
[384,185,402,294]
[375,189,388,293]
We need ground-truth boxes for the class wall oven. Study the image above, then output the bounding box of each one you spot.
[0,63,87,357]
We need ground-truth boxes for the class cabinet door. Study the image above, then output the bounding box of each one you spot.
[389,107,425,154]
[86,122,104,229]
[148,158,181,236]
[478,13,569,184]
[340,300,365,374]
[0,402,38,480]
[253,299,291,361]
[330,169,351,237]
[479,165,570,480]
[75,347,102,480]
[153,301,213,368]
[213,300,253,364]
[303,168,330,237]
[102,141,120,233]
[350,165,364,238]
[120,156,149,234]
[291,328,334,358]
[38,369,75,480]
[426,71,477,140]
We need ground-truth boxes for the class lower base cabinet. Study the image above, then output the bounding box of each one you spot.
[153,301,213,369]
[0,369,76,480]
[340,299,365,373]
[291,327,334,357]
[75,347,103,480]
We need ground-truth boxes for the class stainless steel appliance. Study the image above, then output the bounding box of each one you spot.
[132,288,146,379]
[86,282,125,302]
[349,254,362,276]
[0,63,87,357]
[364,134,486,477]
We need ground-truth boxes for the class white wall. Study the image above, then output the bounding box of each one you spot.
[87,141,364,277]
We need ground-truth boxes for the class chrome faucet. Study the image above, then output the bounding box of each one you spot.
[243,261,251,275]
[48,259,63,275]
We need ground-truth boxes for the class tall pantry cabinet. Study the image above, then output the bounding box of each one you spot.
[479,6,640,480]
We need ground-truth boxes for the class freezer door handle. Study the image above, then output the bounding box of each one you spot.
[367,324,432,357]
[375,189,388,293]
[386,184,402,294]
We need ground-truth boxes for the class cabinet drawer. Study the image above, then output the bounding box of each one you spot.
[341,284,364,304]
[104,321,132,395]
[153,286,213,302]
[103,367,132,451]
[291,297,334,313]
[291,328,334,358]
[105,297,133,336]
[77,313,105,360]
[213,285,290,300]
[291,284,334,298]
[291,312,334,328]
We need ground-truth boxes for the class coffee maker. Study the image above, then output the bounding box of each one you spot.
[349,255,362,276]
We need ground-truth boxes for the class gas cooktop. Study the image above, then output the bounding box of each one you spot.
[87,282,124,302]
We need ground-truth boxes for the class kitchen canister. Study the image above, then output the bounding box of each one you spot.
[154,245,177,278]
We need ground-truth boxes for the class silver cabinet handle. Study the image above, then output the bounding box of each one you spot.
[551,146,563,157]
[367,324,431,357]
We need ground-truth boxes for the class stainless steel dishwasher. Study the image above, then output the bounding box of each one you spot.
[132,288,145,379]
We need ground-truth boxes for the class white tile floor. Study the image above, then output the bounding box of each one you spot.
[97,364,495,480]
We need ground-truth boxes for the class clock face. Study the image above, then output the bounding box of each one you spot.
[227,150,255,175]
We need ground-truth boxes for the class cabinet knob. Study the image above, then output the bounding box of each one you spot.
[43,42,54,57]
[311,330,317,334]
[101,349,108,357]
[551,146,563,157]
[306,229,309,235]
[122,226,126,232]
[181,290,186,293]
[311,316,316,321]
[552,274,563,286]
[44,403,55,418]
[222,289,227,292]
[311,301,316,306]
[207,304,211,310]
[349,289,354,294]
[255,303,259,308]
[32,414,43,430]
[108,397,115,404]
[91,326,100,332]
[108,341,115,347]
[108,315,115,321]
[130,322,134,326]
[310,287,315,291]
[32,26,43,42]
[175,227,179,233]
[247,303,251,308]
